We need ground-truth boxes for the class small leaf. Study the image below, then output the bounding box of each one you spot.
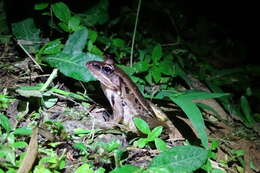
[34,2,49,10]
[133,138,148,148]
[0,113,11,132]
[110,165,142,173]
[13,127,32,135]
[152,44,162,63]
[240,96,255,125]
[112,38,125,48]
[39,39,63,55]
[75,163,94,173]
[12,141,28,148]
[68,16,82,32]
[42,95,58,108]
[149,145,208,173]
[133,118,151,134]
[151,67,161,83]
[88,29,98,42]
[133,60,150,73]
[154,138,168,151]
[51,2,71,23]
[148,126,163,140]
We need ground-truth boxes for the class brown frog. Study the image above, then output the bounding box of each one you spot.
[86,59,179,138]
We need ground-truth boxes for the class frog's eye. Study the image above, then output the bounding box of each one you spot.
[93,63,101,70]
[102,65,113,74]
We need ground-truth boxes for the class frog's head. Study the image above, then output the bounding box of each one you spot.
[86,59,120,90]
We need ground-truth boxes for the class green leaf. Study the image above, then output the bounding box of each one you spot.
[180,91,230,100]
[154,138,168,151]
[63,28,88,55]
[34,2,49,10]
[155,90,208,148]
[75,163,94,173]
[152,44,162,63]
[13,127,32,135]
[148,126,163,141]
[240,96,255,126]
[110,165,142,173]
[88,29,98,43]
[44,52,102,82]
[42,95,58,108]
[12,141,28,148]
[133,138,148,148]
[151,66,161,83]
[149,145,208,173]
[12,18,41,53]
[51,2,71,23]
[133,60,150,73]
[43,29,103,82]
[68,16,82,32]
[0,146,16,165]
[73,143,88,154]
[112,38,125,48]
[133,118,151,134]
[33,165,52,173]
[39,39,63,55]
[0,113,11,132]
[170,96,208,148]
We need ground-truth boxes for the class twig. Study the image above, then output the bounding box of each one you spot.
[40,68,58,92]
[130,0,142,67]
[16,40,43,72]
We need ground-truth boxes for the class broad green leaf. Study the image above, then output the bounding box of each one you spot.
[152,44,162,63]
[149,145,208,173]
[110,165,142,173]
[0,113,11,132]
[154,90,208,148]
[63,28,88,55]
[13,127,32,135]
[133,118,151,134]
[44,52,102,82]
[154,138,168,151]
[51,2,71,23]
[170,96,208,148]
[148,126,163,140]
[12,18,41,53]
[34,2,49,10]
[79,0,109,26]
[240,96,255,125]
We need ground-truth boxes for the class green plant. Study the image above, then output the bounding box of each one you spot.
[0,93,13,110]
[133,118,168,151]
